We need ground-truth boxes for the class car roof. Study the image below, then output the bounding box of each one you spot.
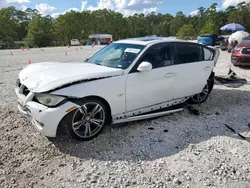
[114,36,187,46]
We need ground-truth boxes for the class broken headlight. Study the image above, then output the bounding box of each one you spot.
[35,93,66,107]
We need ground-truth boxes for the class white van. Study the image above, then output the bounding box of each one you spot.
[70,39,80,46]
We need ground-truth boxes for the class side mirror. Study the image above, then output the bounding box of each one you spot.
[137,61,152,72]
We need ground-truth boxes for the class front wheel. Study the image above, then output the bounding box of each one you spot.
[65,98,109,141]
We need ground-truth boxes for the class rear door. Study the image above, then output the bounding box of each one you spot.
[172,42,215,99]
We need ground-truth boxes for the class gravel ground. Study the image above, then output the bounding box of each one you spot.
[0,46,250,188]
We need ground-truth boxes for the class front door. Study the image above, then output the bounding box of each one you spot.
[125,43,175,112]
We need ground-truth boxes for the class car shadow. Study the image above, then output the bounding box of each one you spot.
[51,87,250,162]
[237,66,250,70]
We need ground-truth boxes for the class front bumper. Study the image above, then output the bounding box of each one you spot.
[231,55,250,66]
[15,86,79,137]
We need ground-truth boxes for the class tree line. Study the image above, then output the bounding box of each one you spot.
[0,2,250,48]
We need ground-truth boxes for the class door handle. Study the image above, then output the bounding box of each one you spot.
[165,73,175,77]
[204,66,211,71]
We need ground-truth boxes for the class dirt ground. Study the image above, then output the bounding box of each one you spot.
[0,45,250,188]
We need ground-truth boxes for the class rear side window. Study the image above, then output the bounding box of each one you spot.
[204,47,214,60]
[173,42,204,64]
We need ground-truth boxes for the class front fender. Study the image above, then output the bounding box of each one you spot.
[50,75,127,117]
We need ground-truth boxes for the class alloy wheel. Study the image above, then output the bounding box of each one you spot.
[71,102,105,139]
[190,84,209,103]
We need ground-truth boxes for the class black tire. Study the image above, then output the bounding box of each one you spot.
[187,74,214,104]
[65,98,109,141]
[207,72,214,93]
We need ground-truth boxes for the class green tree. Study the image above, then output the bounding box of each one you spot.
[1,1,250,48]
[26,14,54,47]
[177,24,197,40]
[227,2,250,31]
[0,7,18,48]
[200,19,217,35]
[169,11,186,36]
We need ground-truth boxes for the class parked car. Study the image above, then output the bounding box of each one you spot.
[15,37,220,141]
[197,34,224,46]
[228,31,249,45]
[231,35,250,66]
[219,36,229,51]
[228,31,250,53]
[70,39,80,46]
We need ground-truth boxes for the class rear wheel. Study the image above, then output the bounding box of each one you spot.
[187,74,214,104]
[65,98,109,141]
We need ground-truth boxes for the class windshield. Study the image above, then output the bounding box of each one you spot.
[86,43,145,69]
[244,35,250,40]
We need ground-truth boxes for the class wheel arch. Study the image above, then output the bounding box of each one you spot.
[56,95,113,136]
[77,95,112,123]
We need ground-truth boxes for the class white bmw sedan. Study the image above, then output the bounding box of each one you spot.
[15,37,220,141]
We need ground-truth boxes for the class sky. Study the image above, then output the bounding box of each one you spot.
[0,0,249,18]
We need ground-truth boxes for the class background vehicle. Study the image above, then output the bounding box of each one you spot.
[231,35,250,66]
[228,31,250,53]
[197,34,224,46]
[228,31,249,45]
[70,39,80,46]
[15,37,220,141]
[219,36,229,51]
[89,33,112,45]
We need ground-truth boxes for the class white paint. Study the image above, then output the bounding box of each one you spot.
[126,66,175,111]
[15,38,219,138]
[137,61,152,72]
[19,62,123,92]
[172,61,214,99]
[51,75,127,116]
[124,48,141,53]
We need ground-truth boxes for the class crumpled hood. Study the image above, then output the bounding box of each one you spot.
[19,62,123,93]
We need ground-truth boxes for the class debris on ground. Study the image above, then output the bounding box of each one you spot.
[182,103,200,116]
[163,129,169,133]
[215,69,248,88]
[224,124,250,142]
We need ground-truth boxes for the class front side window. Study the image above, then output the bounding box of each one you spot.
[140,43,172,69]
[86,43,145,70]
[173,43,204,64]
